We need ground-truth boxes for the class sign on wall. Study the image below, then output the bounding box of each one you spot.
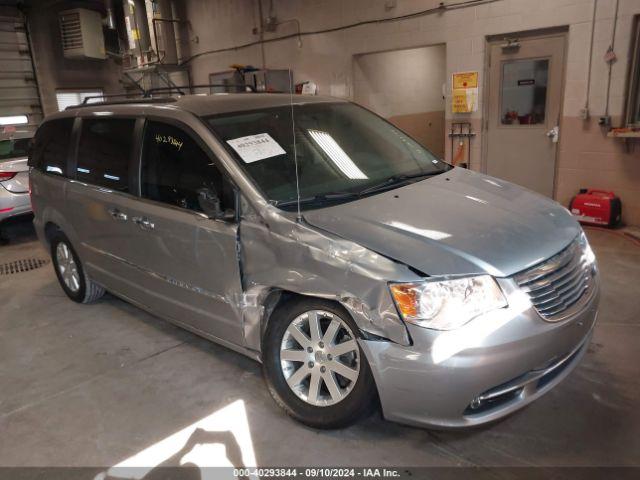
[452,71,478,113]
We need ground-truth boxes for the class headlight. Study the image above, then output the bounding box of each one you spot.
[579,231,596,266]
[389,275,508,330]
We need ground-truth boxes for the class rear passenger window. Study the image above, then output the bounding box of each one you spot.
[30,118,74,176]
[77,118,135,192]
[141,121,234,213]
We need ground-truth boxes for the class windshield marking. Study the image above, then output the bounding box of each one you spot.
[226,133,286,163]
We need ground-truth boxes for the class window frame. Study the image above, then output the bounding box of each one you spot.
[625,15,640,127]
[136,115,239,222]
[71,115,141,194]
[498,57,550,127]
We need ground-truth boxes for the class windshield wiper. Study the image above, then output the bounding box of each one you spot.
[274,171,442,209]
[357,171,442,196]
[275,191,359,208]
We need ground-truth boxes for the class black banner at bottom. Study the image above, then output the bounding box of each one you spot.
[0,467,637,480]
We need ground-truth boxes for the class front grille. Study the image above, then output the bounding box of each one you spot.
[513,235,596,321]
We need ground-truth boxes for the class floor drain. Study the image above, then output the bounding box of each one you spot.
[0,258,50,275]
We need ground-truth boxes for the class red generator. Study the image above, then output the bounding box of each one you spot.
[569,189,622,227]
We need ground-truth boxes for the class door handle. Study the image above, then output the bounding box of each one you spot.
[546,126,559,143]
[108,208,127,221]
[132,216,155,230]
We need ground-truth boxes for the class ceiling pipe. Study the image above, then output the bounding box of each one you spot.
[132,0,152,54]
[104,0,116,29]
[156,0,178,65]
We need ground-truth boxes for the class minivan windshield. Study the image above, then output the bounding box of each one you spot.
[205,102,451,210]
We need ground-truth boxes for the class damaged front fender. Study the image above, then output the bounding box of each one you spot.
[238,202,421,353]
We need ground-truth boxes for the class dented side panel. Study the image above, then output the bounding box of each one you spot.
[238,199,418,352]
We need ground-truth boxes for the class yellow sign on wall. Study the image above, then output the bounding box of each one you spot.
[452,71,478,113]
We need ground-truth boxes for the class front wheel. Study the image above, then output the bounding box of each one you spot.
[262,298,377,429]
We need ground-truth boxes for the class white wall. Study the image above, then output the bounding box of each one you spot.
[184,0,639,119]
[353,45,446,118]
[353,44,446,157]
[182,1,631,113]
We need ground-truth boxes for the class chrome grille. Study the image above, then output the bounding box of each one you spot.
[513,235,596,321]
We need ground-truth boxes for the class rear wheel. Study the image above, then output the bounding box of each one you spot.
[262,298,377,429]
[50,232,104,303]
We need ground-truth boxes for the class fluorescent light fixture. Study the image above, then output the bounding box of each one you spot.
[46,165,62,174]
[77,167,90,174]
[0,115,28,125]
[308,129,368,180]
[104,173,120,181]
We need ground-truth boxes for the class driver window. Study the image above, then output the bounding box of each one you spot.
[141,121,234,214]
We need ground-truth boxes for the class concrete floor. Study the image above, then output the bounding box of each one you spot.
[1,216,639,471]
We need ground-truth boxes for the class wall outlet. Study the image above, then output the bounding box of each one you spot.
[264,16,278,32]
[598,116,611,127]
[385,0,397,10]
[580,107,589,120]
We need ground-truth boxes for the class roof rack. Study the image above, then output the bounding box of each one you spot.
[69,95,176,109]
[145,83,255,96]
[68,83,256,109]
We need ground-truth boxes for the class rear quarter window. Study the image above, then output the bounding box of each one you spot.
[29,118,74,176]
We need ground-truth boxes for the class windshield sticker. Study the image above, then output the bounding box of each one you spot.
[226,133,286,163]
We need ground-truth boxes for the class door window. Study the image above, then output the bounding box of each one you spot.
[77,118,135,191]
[140,121,233,213]
[29,118,74,176]
[500,59,549,125]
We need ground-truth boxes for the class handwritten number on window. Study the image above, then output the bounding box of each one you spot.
[155,133,184,151]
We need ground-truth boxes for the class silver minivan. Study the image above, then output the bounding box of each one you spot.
[29,94,599,429]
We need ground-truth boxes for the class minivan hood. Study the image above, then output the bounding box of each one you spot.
[303,168,581,278]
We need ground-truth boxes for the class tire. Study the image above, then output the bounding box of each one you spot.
[262,297,377,429]
[50,232,105,304]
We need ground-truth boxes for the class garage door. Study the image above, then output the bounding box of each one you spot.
[0,9,42,134]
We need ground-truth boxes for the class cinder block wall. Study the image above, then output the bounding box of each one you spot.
[183,0,640,225]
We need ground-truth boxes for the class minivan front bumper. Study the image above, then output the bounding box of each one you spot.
[360,277,599,429]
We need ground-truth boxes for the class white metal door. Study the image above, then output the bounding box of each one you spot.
[486,34,566,197]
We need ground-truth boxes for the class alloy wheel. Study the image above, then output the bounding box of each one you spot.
[56,242,80,293]
[280,310,360,407]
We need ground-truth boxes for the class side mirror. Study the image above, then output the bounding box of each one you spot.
[197,187,235,221]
